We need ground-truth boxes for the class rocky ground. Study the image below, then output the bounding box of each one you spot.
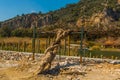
[0,50,120,80]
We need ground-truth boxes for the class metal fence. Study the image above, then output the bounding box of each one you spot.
[0,37,120,60]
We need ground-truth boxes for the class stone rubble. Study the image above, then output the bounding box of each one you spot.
[0,50,120,80]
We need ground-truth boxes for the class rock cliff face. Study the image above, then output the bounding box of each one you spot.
[0,13,53,28]
[76,7,120,30]
[90,12,112,26]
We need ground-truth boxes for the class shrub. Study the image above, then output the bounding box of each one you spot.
[88,41,96,47]
[90,45,101,51]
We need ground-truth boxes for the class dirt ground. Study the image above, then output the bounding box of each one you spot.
[0,51,120,80]
[0,59,120,80]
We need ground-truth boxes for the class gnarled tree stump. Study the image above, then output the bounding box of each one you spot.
[35,29,71,74]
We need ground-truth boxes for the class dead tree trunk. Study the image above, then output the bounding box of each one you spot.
[35,29,71,74]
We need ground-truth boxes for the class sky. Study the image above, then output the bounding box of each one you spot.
[0,0,79,21]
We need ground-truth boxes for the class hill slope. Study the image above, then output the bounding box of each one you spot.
[0,0,120,39]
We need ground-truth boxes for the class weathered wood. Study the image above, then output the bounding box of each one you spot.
[35,29,71,74]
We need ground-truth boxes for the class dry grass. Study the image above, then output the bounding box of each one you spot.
[0,37,48,52]
[0,37,71,53]
[0,37,49,44]
[0,37,32,43]
[0,37,120,59]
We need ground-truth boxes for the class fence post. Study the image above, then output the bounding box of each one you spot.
[18,42,20,52]
[68,35,70,56]
[8,43,10,50]
[17,43,18,51]
[15,43,17,51]
[6,43,8,50]
[26,43,29,52]
[32,39,35,60]
[39,40,41,53]
[90,52,92,58]
[37,39,40,53]
[58,46,61,61]
[11,43,12,50]
[115,57,118,60]
[101,55,103,59]
[111,56,114,60]
[32,26,36,60]
[48,36,50,46]
[5,43,7,50]
[12,43,15,51]
[2,42,5,50]
[0,42,1,50]
[8,43,11,50]
[23,41,26,52]
[4,43,6,50]
[80,26,84,63]
[46,38,48,49]
[64,38,66,55]
[0,43,1,50]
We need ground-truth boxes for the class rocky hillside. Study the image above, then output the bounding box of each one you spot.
[0,0,120,39]
[0,13,53,28]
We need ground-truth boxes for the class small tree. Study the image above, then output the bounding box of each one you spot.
[0,26,12,37]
